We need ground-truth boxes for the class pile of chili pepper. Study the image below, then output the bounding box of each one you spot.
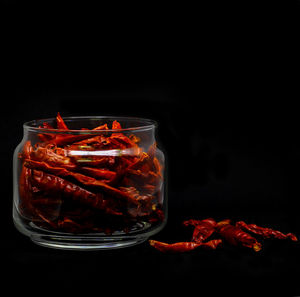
[149,218,297,253]
[18,113,164,234]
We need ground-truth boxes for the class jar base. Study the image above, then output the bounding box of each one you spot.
[14,209,165,251]
[31,235,148,250]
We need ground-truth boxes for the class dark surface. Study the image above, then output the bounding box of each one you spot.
[3,2,300,296]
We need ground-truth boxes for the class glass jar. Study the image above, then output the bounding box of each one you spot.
[13,115,166,250]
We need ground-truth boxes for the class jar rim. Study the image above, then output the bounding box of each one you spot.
[23,116,158,134]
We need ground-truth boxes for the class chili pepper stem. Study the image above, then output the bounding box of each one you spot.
[253,243,262,252]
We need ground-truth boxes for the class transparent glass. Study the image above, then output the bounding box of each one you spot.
[13,116,166,250]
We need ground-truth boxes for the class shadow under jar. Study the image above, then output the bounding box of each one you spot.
[13,115,167,250]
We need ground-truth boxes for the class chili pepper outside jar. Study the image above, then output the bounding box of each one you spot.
[13,115,167,250]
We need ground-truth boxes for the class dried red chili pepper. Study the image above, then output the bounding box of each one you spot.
[127,152,150,171]
[216,220,262,252]
[35,209,59,229]
[149,239,222,253]
[110,133,139,149]
[31,196,62,222]
[150,216,298,254]
[24,159,116,184]
[26,142,76,170]
[55,112,67,129]
[92,123,109,131]
[30,169,123,216]
[19,141,33,160]
[78,166,117,182]
[236,221,298,242]
[122,144,163,193]
[18,165,35,218]
[183,218,217,243]
[50,115,109,146]
[119,186,155,217]
[57,217,82,233]
[112,120,122,130]
[25,156,141,207]
[51,133,103,147]
[38,122,56,142]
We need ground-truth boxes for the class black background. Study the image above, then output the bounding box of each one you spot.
[2,1,300,295]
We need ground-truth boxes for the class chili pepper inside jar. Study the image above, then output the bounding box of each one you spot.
[13,114,167,250]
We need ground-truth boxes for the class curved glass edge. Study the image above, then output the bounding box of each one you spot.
[23,116,158,134]
[13,206,167,250]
